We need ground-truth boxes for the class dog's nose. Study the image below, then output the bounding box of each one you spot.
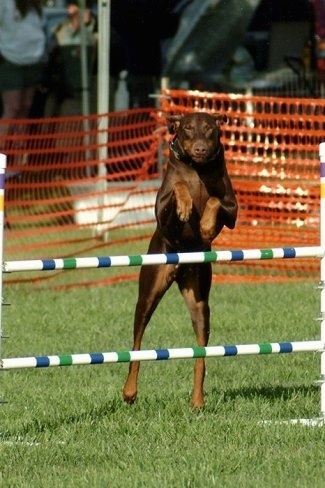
[193,143,207,155]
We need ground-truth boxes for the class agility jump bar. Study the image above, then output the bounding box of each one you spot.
[1,341,324,370]
[3,246,324,273]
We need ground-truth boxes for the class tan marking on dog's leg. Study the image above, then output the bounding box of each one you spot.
[181,286,210,409]
[192,358,206,409]
[192,317,208,409]
[123,263,176,405]
[173,181,193,221]
[123,361,140,404]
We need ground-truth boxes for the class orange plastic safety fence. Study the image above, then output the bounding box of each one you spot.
[1,90,324,288]
[159,89,323,282]
[1,108,161,288]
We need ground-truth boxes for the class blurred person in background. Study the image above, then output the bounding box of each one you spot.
[0,0,47,123]
[45,0,97,116]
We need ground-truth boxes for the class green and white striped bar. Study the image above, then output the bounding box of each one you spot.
[1,341,324,370]
[3,246,324,273]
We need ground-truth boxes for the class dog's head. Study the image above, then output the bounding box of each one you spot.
[167,112,227,165]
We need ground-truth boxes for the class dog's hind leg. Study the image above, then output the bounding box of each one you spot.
[122,259,176,404]
[177,263,212,408]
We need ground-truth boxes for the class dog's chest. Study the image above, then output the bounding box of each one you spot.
[186,169,221,212]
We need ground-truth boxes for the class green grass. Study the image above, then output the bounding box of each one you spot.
[0,279,325,487]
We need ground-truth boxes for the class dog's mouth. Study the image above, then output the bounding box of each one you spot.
[191,155,209,164]
[189,146,220,165]
[190,145,221,165]
[171,138,220,166]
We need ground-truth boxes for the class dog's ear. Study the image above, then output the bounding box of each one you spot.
[214,114,228,127]
[167,115,182,134]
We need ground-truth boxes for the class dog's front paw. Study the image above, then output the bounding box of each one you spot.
[200,222,215,242]
[200,197,222,241]
[173,182,193,221]
[177,198,192,221]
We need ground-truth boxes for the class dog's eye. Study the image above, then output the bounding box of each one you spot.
[203,125,214,137]
[183,126,194,137]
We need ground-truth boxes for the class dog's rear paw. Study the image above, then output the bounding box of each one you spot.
[123,392,137,405]
[122,386,137,405]
[191,395,205,409]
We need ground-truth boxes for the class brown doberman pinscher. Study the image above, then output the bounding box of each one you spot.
[123,111,238,408]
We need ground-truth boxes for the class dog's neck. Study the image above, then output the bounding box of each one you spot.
[169,136,222,168]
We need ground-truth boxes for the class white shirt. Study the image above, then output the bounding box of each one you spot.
[0,0,46,65]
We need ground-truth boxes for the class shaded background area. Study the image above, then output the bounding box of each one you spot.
[42,0,322,111]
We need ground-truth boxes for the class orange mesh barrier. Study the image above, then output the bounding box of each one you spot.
[1,91,325,288]
[1,108,161,287]
[159,89,324,282]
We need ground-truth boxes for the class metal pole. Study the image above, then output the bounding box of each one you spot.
[0,154,7,403]
[79,0,90,117]
[319,142,325,418]
[97,0,110,115]
[96,0,110,236]
[79,0,92,176]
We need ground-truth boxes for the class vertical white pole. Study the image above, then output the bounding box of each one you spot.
[0,154,6,377]
[96,0,110,237]
[79,0,92,176]
[319,142,325,417]
[79,0,90,118]
[97,0,110,116]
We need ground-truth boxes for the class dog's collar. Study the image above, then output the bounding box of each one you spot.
[169,136,221,167]
[170,137,190,163]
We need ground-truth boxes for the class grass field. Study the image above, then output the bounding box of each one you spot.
[0,277,325,487]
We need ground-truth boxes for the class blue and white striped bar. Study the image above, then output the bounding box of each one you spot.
[1,340,324,370]
[3,246,324,273]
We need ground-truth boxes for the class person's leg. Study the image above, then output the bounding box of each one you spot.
[1,89,23,119]
[19,87,36,118]
[0,65,37,177]
[0,88,35,171]
[0,90,22,142]
[2,87,36,119]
